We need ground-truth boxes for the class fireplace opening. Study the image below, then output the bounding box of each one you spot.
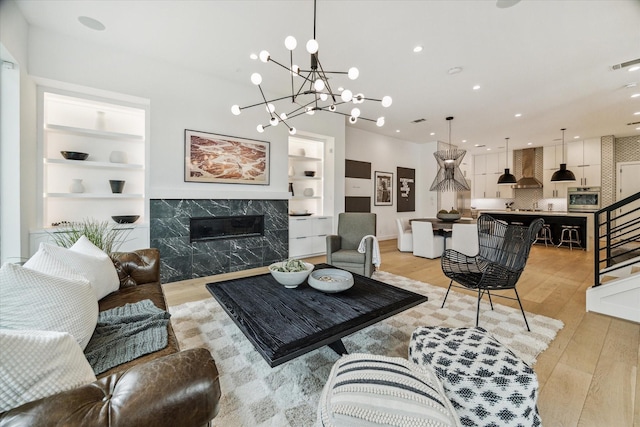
[190,215,264,243]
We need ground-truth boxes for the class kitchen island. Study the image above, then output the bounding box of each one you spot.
[478,210,595,251]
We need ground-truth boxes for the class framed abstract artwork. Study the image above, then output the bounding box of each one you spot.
[184,129,270,184]
[374,171,393,206]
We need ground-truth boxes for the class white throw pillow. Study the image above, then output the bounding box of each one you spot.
[0,329,97,412]
[25,237,119,300]
[318,353,461,427]
[0,262,98,349]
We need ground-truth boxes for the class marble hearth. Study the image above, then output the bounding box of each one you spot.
[150,199,288,283]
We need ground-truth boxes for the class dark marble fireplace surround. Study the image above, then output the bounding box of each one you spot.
[150,199,289,283]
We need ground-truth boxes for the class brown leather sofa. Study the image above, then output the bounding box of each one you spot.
[0,248,221,427]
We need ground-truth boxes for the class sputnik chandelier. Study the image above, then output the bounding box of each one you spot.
[429,116,470,192]
[230,0,392,135]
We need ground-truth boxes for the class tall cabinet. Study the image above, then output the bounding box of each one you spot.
[31,88,150,255]
[288,135,333,258]
[473,152,514,199]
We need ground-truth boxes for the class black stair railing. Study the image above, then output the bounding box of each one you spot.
[594,191,640,287]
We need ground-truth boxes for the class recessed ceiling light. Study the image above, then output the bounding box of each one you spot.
[527,142,532,145]
[630,66,640,72]
[462,139,467,143]
[486,148,491,151]
[78,16,105,31]
[413,45,423,53]
[473,85,481,90]
[634,112,640,115]
[430,132,435,136]
[249,53,258,60]
[632,93,640,98]
[574,135,580,139]
[447,66,463,75]
[514,113,522,118]
[337,87,344,92]
[474,144,481,147]
[396,129,401,133]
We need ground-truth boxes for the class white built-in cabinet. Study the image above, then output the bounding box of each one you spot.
[542,144,569,198]
[473,152,514,199]
[288,135,333,257]
[31,88,150,255]
[566,138,601,187]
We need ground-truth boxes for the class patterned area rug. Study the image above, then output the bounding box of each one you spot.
[169,271,564,427]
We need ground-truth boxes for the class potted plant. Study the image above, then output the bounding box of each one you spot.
[48,218,131,254]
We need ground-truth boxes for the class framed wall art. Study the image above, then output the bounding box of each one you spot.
[374,171,393,206]
[184,129,270,184]
[397,167,416,212]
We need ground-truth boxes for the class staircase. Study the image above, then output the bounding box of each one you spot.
[586,192,640,323]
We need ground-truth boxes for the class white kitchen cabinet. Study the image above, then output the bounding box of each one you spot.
[567,138,601,187]
[473,152,513,199]
[543,145,570,198]
[289,216,333,258]
[38,88,149,232]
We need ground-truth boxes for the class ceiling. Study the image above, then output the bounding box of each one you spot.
[14,0,640,154]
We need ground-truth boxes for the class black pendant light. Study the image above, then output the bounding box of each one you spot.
[497,137,517,185]
[429,116,470,192]
[551,128,576,182]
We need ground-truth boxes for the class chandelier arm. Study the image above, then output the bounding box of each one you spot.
[294,71,315,98]
[238,94,296,111]
[313,56,337,103]
[257,85,276,119]
[290,50,295,102]
[321,109,376,122]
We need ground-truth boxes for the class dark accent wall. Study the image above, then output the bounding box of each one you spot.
[150,199,289,283]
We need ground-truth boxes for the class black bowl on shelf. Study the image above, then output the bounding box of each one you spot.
[60,151,89,161]
[111,215,140,224]
[304,170,316,177]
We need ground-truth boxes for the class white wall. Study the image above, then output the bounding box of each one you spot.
[19,25,347,231]
[346,128,438,240]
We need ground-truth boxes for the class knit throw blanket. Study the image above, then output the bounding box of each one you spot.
[84,299,170,375]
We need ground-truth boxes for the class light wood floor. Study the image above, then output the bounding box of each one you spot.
[163,240,640,426]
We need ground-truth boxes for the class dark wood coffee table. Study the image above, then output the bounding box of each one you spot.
[205,264,427,367]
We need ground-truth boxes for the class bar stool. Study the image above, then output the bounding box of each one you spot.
[535,224,554,247]
[557,225,581,250]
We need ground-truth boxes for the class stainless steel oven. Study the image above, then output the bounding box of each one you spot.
[567,187,601,212]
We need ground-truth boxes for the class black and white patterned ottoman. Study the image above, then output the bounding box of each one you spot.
[408,326,541,427]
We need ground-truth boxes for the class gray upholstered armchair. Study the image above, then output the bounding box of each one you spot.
[326,213,377,277]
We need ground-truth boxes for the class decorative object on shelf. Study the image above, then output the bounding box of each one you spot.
[436,209,462,222]
[303,188,314,197]
[308,268,354,293]
[304,170,316,177]
[69,179,85,193]
[109,180,126,194]
[551,128,576,182]
[430,117,470,192]
[184,129,269,184]
[497,137,517,185]
[290,212,312,216]
[291,209,309,215]
[61,151,89,161]
[95,111,106,130]
[288,165,295,177]
[111,215,140,224]
[47,218,131,254]
[230,0,392,135]
[268,259,314,288]
[374,171,393,206]
[109,150,128,164]
[288,182,294,195]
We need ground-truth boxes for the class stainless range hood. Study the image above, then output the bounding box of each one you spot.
[513,148,543,189]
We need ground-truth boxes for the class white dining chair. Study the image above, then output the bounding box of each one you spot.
[396,218,413,252]
[445,223,479,257]
[411,221,444,259]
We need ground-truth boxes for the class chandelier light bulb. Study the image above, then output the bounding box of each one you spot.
[320,93,328,101]
[376,117,385,127]
[257,124,264,133]
[289,127,297,135]
[329,104,336,111]
[279,112,288,120]
[306,39,319,54]
[231,105,241,115]
[266,103,275,113]
[349,116,358,124]
[284,36,297,50]
[314,79,325,91]
[381,96,393,107]
[250,73,262,85]
[306,107,316,115]
[259,50,270,63]
[291,65,300,75]
[348,67,359,80]
[341,89,353,102]
[269,116,279,126]
[351,107,361,118]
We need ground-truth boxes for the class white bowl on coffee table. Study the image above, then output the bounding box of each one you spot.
[308,269,354,293]
[268,261,314,288]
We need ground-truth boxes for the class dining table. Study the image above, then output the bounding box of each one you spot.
[410,217,476,232]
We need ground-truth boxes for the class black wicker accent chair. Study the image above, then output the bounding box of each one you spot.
[440,214,544,331]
